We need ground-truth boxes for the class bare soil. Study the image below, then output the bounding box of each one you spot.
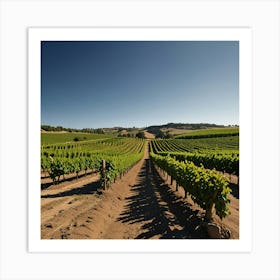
[41,144,239,239]
[143,130,156,139]
[161,128,193,135]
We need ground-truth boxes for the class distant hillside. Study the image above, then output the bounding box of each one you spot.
[146,123,237,138]
[147,122,227,131]
[41,123,238,139]
[174,127,239,139]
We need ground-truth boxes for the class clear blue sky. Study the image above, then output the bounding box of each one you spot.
[41,41,239,129]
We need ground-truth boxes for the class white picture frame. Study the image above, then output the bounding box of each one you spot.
[29,27,251,253]
[1,1,279,279]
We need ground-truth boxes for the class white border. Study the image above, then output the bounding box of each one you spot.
[28,27,252,253]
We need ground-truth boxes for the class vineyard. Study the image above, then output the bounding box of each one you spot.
[148,134,239,222]
[41,130,239,239]
[149,138,239,176]
[41,135,145,186]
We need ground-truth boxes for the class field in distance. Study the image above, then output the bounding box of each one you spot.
[41,132,112,145]
[174,127,239,139]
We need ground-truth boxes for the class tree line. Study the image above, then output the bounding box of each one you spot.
[41,125,105,134]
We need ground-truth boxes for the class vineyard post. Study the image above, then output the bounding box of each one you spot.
[102,159,106,190]
[205,189,219,222]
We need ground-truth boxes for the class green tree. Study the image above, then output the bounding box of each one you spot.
[135,131,145,139]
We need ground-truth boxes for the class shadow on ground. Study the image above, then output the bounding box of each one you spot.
[117,159,207,239]
[41,171,97,190]
[229,183,239,199]
[41,181,101,199]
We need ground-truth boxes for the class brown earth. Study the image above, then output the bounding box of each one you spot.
[143,130,156,139]
[41,143,239,239]
[41,130,69,133]
[161,128,193,135]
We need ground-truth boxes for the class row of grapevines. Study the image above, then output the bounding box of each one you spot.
[43,156,100,184]
[41,138,145,186]
[98,153,144,188]
[42,138,144,159]
[150,137,239,153]
[150,153,231,221]
[175,132,239,139]
[158,151,239,176]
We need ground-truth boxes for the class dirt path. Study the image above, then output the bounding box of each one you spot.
[41,142,239,239]
[94,143,207,239]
